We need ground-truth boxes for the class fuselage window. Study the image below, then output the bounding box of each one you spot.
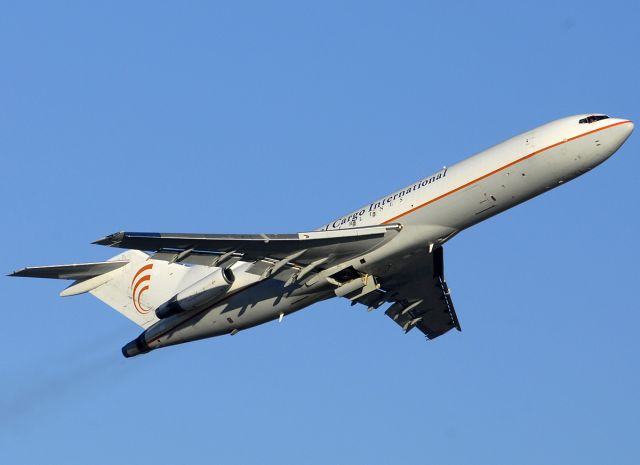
[579,115,610,124]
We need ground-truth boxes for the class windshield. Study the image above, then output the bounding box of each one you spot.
[579,115,609,124]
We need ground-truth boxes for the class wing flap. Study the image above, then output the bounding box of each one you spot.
[350,246,460,340]
[381,247,460,339]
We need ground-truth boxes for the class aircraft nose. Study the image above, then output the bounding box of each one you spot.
[617,120,634,144]
[607,119,634,154]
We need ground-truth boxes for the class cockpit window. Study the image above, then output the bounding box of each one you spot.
[579,115,609,124]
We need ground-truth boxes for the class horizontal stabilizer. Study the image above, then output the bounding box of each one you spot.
[9,260,129,280]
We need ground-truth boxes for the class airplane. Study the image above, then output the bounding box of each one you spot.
[9,114,634,358]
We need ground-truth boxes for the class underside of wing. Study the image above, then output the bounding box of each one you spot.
[352,246,460,340]
[9,261,129,280]
[93,225,402,270]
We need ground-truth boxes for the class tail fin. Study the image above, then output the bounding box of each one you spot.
[11,250,195,329]
[88,250,162,328]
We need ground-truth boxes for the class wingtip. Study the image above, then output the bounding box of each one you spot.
[8,268,27,277]
[93,231,125,246]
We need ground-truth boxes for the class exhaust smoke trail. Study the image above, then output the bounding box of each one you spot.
[0,328,138,428]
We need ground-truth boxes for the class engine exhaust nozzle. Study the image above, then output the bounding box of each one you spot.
[122,333,152,358]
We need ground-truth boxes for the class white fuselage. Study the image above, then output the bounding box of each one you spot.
[141,115,634,352]
[323,115,632,234]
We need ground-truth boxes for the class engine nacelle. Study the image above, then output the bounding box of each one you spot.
[155,267,235,319]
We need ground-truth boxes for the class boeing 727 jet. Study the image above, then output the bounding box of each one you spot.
[10,114,634,357]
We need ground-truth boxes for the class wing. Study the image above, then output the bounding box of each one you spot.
[356,246,460,340]
[9,261,129,280]
[93,225,402,271]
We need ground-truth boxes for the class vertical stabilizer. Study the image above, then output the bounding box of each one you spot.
[89,250,198,329]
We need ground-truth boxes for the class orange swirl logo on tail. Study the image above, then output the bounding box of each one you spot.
[131,263,154,314]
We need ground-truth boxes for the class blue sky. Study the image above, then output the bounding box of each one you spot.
[1,1,639,464]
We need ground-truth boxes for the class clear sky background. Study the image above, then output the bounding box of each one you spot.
[1,1,638,464]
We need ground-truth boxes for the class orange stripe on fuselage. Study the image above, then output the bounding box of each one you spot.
[382,120,632,225]
[144,120,631,347]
